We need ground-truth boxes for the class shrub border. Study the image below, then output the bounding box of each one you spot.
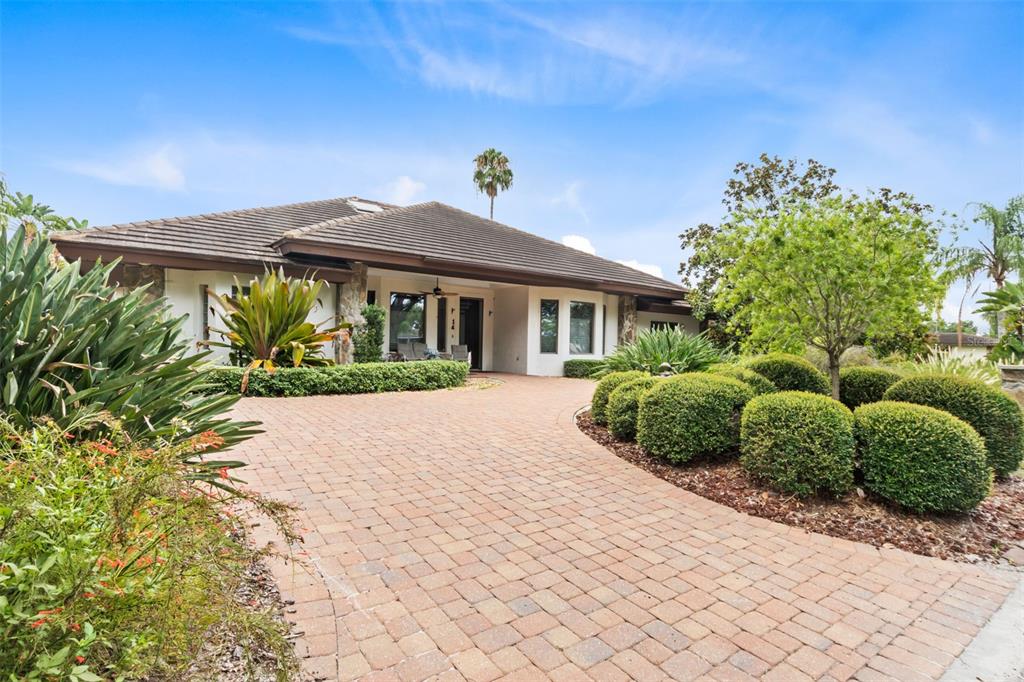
[202,361,469,397]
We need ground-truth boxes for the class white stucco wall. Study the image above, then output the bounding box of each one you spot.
[525,286,607,376]
[163,268,336,364]
[492,286,529,374]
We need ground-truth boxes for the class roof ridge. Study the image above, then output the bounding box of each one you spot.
[283,200,684,292]
[56,195,365,238]
[434,202,686,290]
[280,201,438,239]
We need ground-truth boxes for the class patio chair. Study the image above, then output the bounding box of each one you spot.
[451,344,471,365]
[411,341,429,360]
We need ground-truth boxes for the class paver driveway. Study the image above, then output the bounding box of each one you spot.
[233,375,1018,681]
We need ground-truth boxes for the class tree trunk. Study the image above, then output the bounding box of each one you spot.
[828,350,841,402]
[489,195,494,220]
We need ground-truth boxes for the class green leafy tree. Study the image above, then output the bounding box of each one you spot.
[1,177,87,240]
[715,193,943,399]
[473,148,513,220]
[679,155,840,328]
[932,318,978,334]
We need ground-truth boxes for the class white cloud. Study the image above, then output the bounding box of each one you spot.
[58,143,186,191]
[615,259,664,279]
[384,175,426,204]
[551,181,589,223]
[561,234,596,255]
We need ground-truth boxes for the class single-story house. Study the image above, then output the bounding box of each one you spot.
[51,196,698,375]
[930,331,998,360]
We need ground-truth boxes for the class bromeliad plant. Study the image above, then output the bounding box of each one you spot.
[0,225,257,477]
[206,269,349,392]
[596,327,726,377]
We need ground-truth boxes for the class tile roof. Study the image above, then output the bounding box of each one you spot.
[52,196,686,298]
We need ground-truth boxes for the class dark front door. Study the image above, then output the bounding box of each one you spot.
[459,298,483,370]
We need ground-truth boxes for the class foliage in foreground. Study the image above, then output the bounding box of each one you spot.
[0,420,298,680]
[636,373,753,464]
[352,303,387,363]
[563,359,604,379]
[740,391,855,498]
[884,374,1024,478]
[741,353,830,395]
[590,371,647,425]
[838,366,904,409]
[0,226,257,480]
[606,376,661,440]
[204,360,469,397]
[207,269,347,392]
[596,328,724,377]
[855,402,992,513]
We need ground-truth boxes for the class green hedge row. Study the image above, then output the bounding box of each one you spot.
[203,361,469,397]
[741,353,830,394]
[564,359,604,378]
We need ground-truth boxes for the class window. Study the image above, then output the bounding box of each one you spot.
[389,293,426,351]
[569,302,595,355]
[651,321,679,331]
[540,299,559,353]
[367,290,376,305]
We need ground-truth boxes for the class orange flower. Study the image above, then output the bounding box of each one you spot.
[218,466,230,480]
[29,618,47,628]
[75,656,85,663]
[69,623,81,632]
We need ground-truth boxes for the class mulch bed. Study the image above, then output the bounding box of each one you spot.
[577,412,1024,565]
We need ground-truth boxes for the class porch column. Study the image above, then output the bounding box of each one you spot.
[120,264,166,299]
[618,295,638,346]
[335,262,368,364]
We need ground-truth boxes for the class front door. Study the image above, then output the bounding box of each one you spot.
[459,298,483,370]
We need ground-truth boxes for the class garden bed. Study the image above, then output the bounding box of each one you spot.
[577,412,1024,565]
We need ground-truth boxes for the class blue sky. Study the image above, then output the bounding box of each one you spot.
[2,1,1022,327]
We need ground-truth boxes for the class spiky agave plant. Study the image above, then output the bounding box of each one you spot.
[207,269,349,392]
[596,327,726,377]
[897,348,1000,386]
[0,224,258,482]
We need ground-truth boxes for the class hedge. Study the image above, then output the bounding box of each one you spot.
[591,371,648,425]
[203,360,469,397]
[706,363,777,396]
[740,391,855,497]
[855,401,991,513]
[884,375,1024,478]
[839,366,903,409]
[564,359,604,378]
[636,373,754,464]
[741,353,830,394]
[607,376,661,441]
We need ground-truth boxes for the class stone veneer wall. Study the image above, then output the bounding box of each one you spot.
[618,295,638,346]
[335,263,368,364]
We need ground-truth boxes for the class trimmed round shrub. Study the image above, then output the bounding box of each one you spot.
[741,353,830,394]
[740,392,855,497]
[855,401,992,513]
[592,371,647,424]
[607,377,661,440]
[706,364,777,396]
[839,366,903,409]
[637,373,754,463]
[883,375,1024,478]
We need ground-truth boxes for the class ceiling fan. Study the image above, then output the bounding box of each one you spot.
[421,277,455,298]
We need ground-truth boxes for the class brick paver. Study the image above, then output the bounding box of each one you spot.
[234,375,1018,681]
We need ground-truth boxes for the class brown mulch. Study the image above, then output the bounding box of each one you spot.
[577,412,1024,565]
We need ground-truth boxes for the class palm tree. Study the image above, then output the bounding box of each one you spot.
[473,148,513,220]
[950,195,1024,335]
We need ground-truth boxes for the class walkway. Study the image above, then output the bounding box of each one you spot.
[232,374,1019,681]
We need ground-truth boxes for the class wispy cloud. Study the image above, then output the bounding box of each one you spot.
[283,2,752,105]
[551,181,589,223]
[57,143,186,191]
